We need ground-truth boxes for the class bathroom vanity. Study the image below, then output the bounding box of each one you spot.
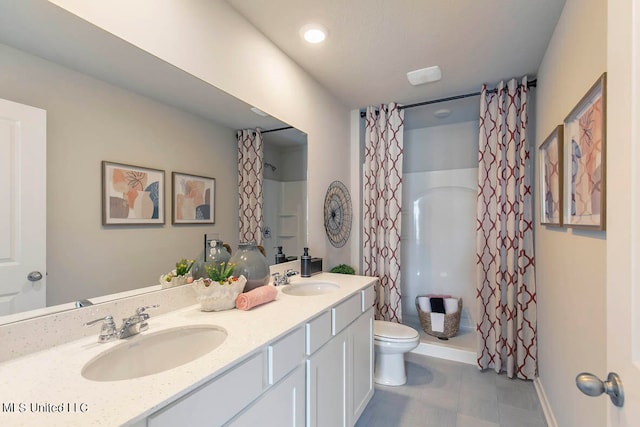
[0,273,375,426]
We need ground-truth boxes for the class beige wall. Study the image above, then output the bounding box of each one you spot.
[49,0,353,268]
[0,43,239,305]
[534,0,607,425]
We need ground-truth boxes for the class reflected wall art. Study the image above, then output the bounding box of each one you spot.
[172,172,215,224]
[102,161,164,225]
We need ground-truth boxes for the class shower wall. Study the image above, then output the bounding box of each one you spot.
[263,179,307,264]
[401,121,479,330]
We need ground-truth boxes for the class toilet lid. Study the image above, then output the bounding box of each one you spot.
[374,320,419,340]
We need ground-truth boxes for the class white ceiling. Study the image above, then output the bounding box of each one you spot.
[226,0,566,127]
[0,1,565,133]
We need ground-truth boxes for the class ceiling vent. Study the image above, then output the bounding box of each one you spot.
[407,66,442,86]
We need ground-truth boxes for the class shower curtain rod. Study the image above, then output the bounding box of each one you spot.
[249,126,293,136]
[261,126,293,134]
[359,79,537,118]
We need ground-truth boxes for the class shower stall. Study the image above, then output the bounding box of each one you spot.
[400,120,479,354]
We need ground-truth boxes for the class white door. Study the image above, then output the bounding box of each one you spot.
[602,0,640,424]
[0,98,46,316]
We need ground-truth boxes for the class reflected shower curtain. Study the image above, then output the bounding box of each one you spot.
[363,103,404,322]
[237,129,264,245]
[476,77,537,379]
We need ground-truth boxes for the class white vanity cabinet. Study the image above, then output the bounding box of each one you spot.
[144,283,374,427]
[147,326,306,427]
[306,285,375,427]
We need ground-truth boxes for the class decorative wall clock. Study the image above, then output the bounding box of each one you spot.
[324,180,352,248]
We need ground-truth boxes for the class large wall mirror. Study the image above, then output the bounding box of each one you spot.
[0,2,307,324]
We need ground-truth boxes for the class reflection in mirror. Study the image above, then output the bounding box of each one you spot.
[261,129,308,265]
[0,2,307,324]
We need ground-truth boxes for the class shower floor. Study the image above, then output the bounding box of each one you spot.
[404,316,476,365]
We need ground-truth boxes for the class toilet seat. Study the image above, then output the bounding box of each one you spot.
[374,320,419,342]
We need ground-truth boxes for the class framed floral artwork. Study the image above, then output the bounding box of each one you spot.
[102,161,165,225]
[172,172,215,224]
[563,73,607,230]
[539,125,563,226]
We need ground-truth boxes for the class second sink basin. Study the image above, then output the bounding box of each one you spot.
[281,281,339,296]
[82,325,227,381]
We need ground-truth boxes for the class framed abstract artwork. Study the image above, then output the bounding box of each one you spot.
[172,172,215,224]
[539,125,563,226]
[563,73,607,230]
[102,161,164,225]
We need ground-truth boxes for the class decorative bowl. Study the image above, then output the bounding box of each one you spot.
[192,275,247,311]
[160,273,191,289]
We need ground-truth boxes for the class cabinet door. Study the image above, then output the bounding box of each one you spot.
[227,366,305,427]
[349,307,374,424]
[306,330,347,427]
[147,352,264,427]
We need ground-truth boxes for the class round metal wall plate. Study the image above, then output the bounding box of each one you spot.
[324,181,352,248]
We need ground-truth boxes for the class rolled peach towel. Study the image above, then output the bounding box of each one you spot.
[236,285,278,310]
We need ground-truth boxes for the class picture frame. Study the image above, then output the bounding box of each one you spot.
[172,172,216,224]
[539,125,564,226]
[563,72,607,230]
[102,161,165,225]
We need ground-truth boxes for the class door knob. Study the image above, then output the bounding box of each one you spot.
[27,271,43,282]
[576,372,624,407]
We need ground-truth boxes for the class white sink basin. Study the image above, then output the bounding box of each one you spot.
[281,281,340,296]
[82,325,227,381]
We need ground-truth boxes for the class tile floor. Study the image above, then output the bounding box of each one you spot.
[356,353,547,427]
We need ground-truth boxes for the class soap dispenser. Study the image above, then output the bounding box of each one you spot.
[301,247,312,277]
[275,246,285,264]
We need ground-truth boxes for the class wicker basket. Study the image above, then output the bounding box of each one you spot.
[415,296,462,339]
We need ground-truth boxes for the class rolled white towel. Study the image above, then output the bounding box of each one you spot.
[430,312,445,332]
[444,298,458,314]
[417,297,430,312]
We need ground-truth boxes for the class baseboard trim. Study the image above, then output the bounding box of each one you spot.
[534,377,558,427]
[410,340,476,365]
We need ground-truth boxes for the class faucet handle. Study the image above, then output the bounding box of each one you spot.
[84,315,117,343]
[136,305,159,332]
[84,315,115,327]
[284,269,299,277]
[136,304,159,315]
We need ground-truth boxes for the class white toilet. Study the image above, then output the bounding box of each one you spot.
[373,320,420,386]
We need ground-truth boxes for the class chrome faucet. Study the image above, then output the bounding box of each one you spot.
[272,269,300,286]
[119,305,159,338]
[85,305,159,343]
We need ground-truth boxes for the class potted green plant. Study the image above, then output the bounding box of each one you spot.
[192,261,247,311]
[330,264,356,275]
[159,258,195,289]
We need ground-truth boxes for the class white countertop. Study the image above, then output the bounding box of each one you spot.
[0,273,376,426]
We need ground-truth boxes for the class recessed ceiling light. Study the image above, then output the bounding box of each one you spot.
[407,66,442,86]
[300,24,327,44]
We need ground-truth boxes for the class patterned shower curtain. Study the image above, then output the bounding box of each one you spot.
[363,103,404,322]
[237,129,263,245]
[476,77,537,379]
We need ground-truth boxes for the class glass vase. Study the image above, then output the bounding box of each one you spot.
[229,242,270,292]
[192,240,232,280]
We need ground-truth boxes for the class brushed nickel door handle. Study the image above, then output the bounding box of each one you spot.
[27,271,43,282]
[576,372,624,407]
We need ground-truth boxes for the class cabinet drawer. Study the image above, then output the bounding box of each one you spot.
[361,285,375,312]
[332,293,361,335]
[306,310,331,355]
[148,352,264,427]
[268,326,305,385]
